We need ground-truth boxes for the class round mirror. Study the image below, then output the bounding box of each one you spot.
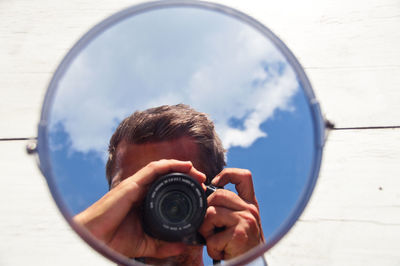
[37,1,325,265]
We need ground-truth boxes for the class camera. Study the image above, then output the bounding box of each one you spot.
[142,172,218,244]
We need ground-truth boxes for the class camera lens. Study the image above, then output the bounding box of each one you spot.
[142,172,209,243]
[159,191,192,223]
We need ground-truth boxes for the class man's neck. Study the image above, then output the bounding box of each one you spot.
[143,246,203,266]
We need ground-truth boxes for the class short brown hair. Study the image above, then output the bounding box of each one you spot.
[106,104,226,186]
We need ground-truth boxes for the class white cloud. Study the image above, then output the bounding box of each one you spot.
[182,26,298,150]
[49,7,299,157]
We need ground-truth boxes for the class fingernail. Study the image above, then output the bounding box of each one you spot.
[211,176,219,185]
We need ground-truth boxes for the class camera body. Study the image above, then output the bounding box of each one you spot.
[142,172,217,244]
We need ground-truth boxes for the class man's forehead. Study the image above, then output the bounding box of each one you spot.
[113,136,204,182]
[116,136,199,160]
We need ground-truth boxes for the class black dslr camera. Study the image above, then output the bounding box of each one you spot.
[142,172,218,244]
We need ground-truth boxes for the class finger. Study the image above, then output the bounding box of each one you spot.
[207,189,249,212]
[199,206,239,239]
[202,208,263,260]
[205,226,236,260]
[206,190,262,239]
[137,159,206,185]
[212,168,256,204]
[207,222,262,261]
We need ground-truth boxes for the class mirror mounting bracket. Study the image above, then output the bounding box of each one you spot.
[26,140,38,154]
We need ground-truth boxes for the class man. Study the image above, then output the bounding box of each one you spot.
[74,104,264,265]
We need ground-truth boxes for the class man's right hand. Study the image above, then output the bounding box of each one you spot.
[73,159,206,259]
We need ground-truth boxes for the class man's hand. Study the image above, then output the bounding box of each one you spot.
[199,168,264,260]
[73,159,206,259]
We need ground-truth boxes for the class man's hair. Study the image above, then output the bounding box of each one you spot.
[106,104,226,186]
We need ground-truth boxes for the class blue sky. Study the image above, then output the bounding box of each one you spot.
[47,6,317,264]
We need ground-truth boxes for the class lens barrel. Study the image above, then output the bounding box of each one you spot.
[142,173,208,242]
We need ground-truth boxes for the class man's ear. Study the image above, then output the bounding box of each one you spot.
[109,173,121,190]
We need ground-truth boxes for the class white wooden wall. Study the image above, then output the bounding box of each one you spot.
[1,0,399,265]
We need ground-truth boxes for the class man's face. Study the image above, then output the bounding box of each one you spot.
[111,136,206,187]
[111,136,205,265]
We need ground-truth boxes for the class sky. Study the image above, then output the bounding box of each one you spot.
[47,6,317,265]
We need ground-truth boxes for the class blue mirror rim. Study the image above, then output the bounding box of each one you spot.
[37,1,326,265]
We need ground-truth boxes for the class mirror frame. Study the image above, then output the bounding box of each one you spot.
[36,1,326,265]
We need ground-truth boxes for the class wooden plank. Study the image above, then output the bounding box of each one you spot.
[0,0,137,138]
[238,0,400,127]
[267,129,400,265]
[309,67,400,128]
[0,141,112,265]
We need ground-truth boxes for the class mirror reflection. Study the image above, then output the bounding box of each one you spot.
[46,5,316,265]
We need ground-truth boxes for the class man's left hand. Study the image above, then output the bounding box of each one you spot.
[199,168,265,260]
